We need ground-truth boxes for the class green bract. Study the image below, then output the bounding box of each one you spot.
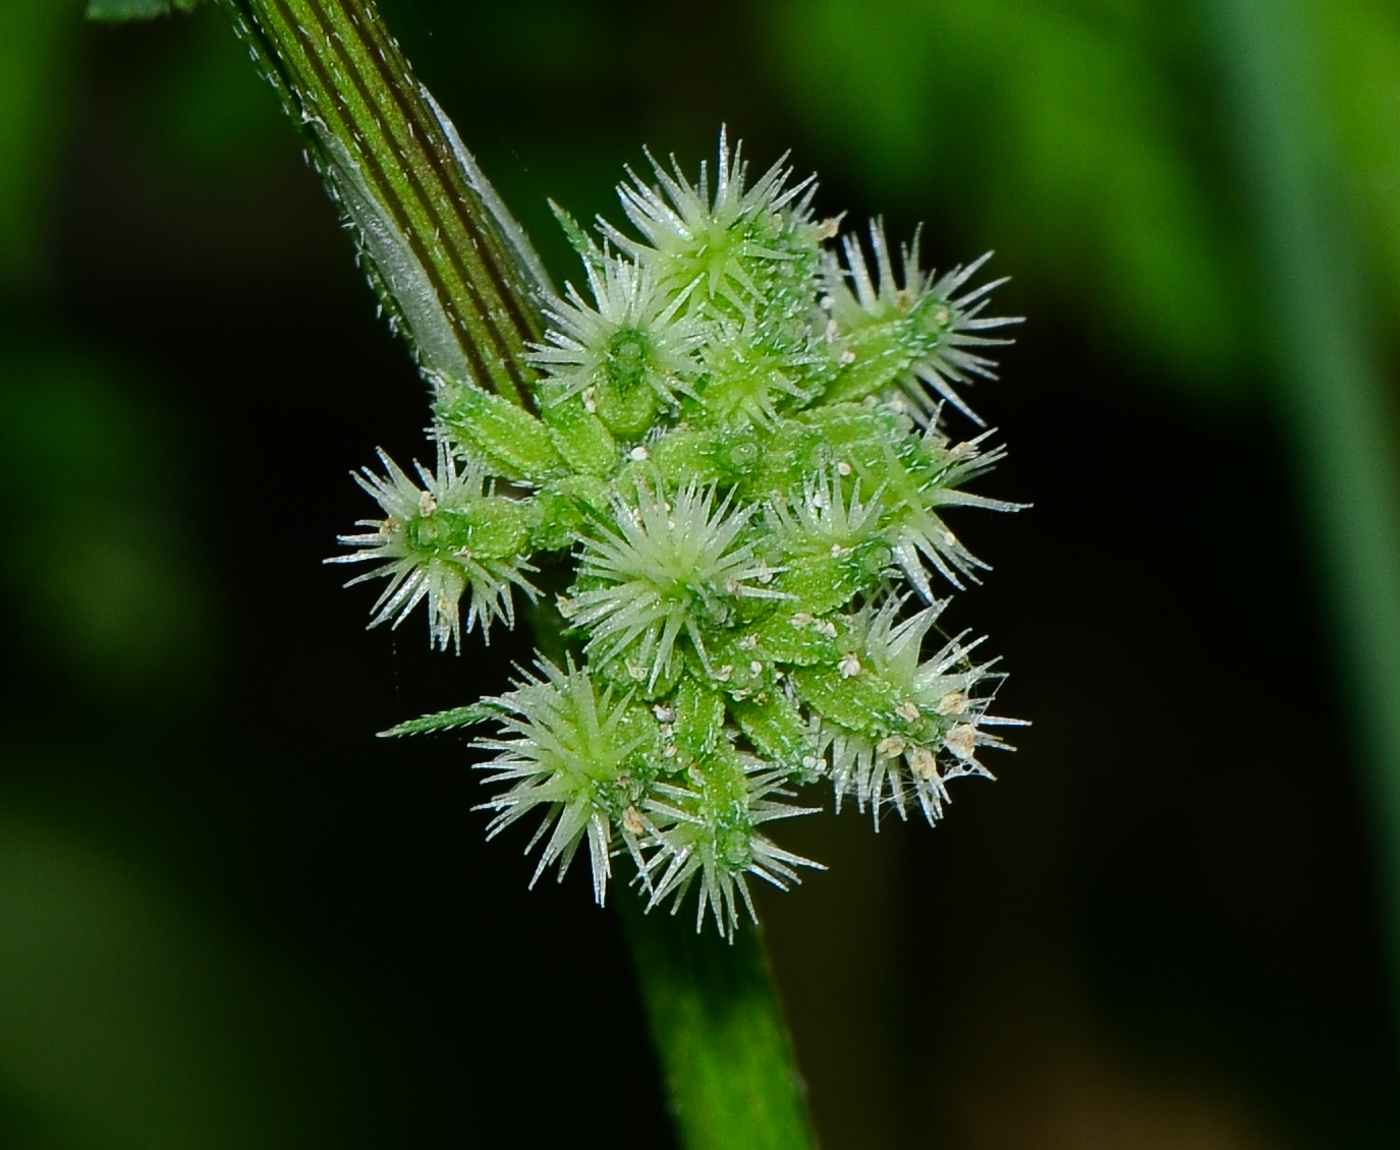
[335,133,1025,936]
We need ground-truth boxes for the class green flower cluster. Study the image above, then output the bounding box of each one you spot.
[333,133,1024,935]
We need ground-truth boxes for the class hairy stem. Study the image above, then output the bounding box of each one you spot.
[617,891,817,1150]
[218,0,545,407]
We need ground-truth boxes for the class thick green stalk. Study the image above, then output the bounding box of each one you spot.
[1201,0,1400,1007]
[215,0,817,1142]
[219,0,546,407]
[617,892,817,1150]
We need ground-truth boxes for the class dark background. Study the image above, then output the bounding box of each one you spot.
[2,1,1399,1146]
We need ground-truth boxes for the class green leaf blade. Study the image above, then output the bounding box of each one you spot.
[377,702,496,738]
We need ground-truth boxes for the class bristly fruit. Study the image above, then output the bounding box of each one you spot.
[339,131,1026,937]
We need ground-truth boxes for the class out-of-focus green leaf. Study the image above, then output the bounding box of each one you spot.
[0,348,214,696]
[0,0,80,289]
[86,0,201,20]
[764,0,1253,401]
[0,805,354,1150]
[761,0,1400,404]
[138,6,286,173]
[1321,0,1400,321]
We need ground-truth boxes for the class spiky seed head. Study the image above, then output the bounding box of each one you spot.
[767,469,887,557]
[642,751,821,937]
[343,132,1028,935]
[824,220,1022,424]
[328,446,537,651]
[531,256,708,438]
[603,127,819,318]
[473,660,662,906]
[818,596,1016,826]
[564,480,790,692]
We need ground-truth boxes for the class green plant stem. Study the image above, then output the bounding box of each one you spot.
[617,891,817,1150]
[1202,0,1400,1010]
[215,0,818,1142]
[218,0,545,407]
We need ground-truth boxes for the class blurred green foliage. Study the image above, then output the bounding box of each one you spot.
[0,349,213,694]
[86,0,202,21]
[0,0,80,291]
[0,809,336,1150]
[134,7,284,173]
[1323,0,1400,309]
[762,0,1400,402]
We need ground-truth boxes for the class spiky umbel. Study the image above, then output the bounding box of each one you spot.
[344,134,1027,937]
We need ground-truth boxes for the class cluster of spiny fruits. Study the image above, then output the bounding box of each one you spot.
[333,133,1024,935]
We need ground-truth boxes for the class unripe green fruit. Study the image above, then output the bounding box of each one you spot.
[347,135,1024,935]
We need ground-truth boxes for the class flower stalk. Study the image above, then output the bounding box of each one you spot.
[617,892,817,1150]
[216,0,546,406]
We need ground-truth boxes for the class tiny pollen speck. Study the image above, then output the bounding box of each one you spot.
[838,653,861,678]
[839,349,857,365]
[419,491,437,516]
[910,746,940,779]
[790,613,813,628]
[877,736,906,758]
[946,724,979,759]
[629,445,650,461]
[750,661,764,675]
[653,704,676,723]
[896,700,921,722]
[836,460,853,476]
[936,691,965,715]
